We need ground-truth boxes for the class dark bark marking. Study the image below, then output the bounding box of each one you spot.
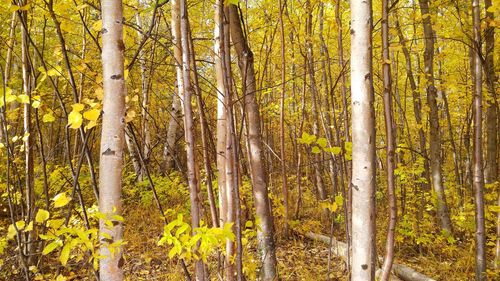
[117,39,125,51]
[103,148,115,156]
[362,264,368,270]
[101,238,113,244]
[102,28,108,34]
[111,74,122,80]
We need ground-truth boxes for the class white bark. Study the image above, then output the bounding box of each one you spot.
[99,0,126,279]
[162,0,183,173]
[349,0,377,279]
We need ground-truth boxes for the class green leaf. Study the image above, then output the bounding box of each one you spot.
[35,209,50,223]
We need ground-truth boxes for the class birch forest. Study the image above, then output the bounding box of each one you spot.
[0,0,499,280]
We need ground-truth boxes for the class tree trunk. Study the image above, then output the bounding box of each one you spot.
[484,0,499,269]
[99,0,126,279]
[335,0,352,257]
[228,4,278,280]
[394,17,431,192]
[214,2,235,279]
[418,0,452,233]
[381,0,397,279]
[278,0,289,237]
[214,0,227,228]
[125,126,142,176]
[305,0,327,202]
[472,0,486,278]
[349,0,377,279]
[179,0,205,279]
[163,0,183,174]
[19,0,35,264]
[135,9,150,178]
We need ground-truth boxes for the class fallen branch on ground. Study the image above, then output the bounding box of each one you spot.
[304,232,436,281]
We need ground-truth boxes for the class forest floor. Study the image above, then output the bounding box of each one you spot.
[0,201,498,280]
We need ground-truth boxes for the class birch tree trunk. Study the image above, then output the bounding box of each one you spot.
[214,3,236,279]
[472,0,486,278]
[19,0,35,263]
[418,0,452,233]
[1,12,16,143]
[214,0,227,228]
[349,0,377,279]
[162,0,183,174]
[179,0,205,279]
[135,8,150,177]
[228,4,277,280]
[99,0,126,279]
[381,0,397,279]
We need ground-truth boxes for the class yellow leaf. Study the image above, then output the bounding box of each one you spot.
[18,94,30,104]
[68,111,83,129]
[125,110,136,123]
[83,109,101,121]
[490,206,500,212]
[92,20,102,32]
[6,221,25,240]
[43,112,56,123]
[71,103,85,112]
[60,242,71,266]
[47,68,61,77]
[42,241,61,255]
[32,95,41,108]
[52,193,71,208]
[95,87,104,100]
[9,5,20,12]
[85,121,98,130]
[35,209,50,223]
[22,133,30,142]
[24,221,33,232]
[56,275,67,281]
[19,3,31,10]
[47,219,65,230]
[76,4,88,10]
